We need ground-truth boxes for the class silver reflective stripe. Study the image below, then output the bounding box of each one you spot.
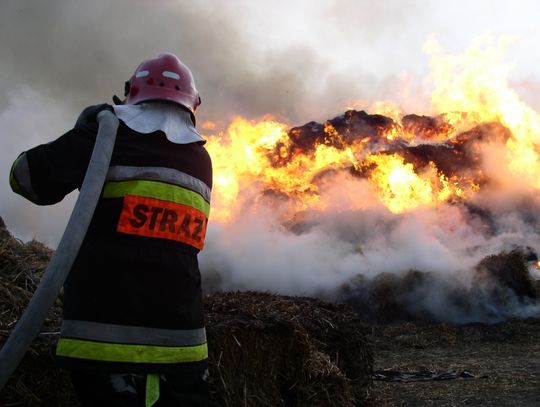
[136,70,150,78]
[12,152,41,204]
[107,165,211,203]
[162,70,180,80]
[61,320,207,347]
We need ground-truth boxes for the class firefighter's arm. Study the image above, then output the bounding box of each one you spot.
[9,104,112,205]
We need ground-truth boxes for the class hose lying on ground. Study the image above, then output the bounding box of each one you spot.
[0,110,119,390]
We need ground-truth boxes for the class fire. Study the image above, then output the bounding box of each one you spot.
[206,116,363,221]
[368,154,434,213]
[362,154,461,214]
[204,34,540,222]
[425,34,540,187]
[204,117,289,221]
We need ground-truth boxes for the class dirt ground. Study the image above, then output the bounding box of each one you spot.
[368,318,540,406]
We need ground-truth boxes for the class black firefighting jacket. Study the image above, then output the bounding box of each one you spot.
[9,104,212,374]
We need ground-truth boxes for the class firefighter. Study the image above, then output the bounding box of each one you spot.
[9,53,217,406]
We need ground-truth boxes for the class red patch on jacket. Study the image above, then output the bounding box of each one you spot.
[117,195,207,250]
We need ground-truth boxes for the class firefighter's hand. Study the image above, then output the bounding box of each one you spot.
[112,95,125,105]
[75,104,111,128]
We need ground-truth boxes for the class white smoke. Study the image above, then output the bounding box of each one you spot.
[0,87,77,246]
[200,189,540,323]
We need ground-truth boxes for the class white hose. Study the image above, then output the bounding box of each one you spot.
[0,110,119,390]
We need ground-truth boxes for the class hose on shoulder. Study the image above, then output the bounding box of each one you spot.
[0,110,119,390]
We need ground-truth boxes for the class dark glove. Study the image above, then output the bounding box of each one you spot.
[112,95,125,105]
[75,103,112,128]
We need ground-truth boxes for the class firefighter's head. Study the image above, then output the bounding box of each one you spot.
[124,53,201,119]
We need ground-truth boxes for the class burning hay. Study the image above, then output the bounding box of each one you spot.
[279,109,510,194]
[202,98,540,325]
[0,218,373,406]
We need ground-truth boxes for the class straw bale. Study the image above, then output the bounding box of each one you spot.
[205,291,373,406]
[472,248,540,302]
[0,217,74,406]
[341,247,540,324]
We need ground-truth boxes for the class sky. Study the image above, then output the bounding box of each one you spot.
[1,0,540,244]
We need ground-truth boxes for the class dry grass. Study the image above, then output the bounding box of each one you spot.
[370,318,540,406]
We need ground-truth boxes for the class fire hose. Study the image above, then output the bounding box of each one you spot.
[0,110,119,390]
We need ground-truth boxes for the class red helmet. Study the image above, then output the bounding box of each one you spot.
[125,53,201,113]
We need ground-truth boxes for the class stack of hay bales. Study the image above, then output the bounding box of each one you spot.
[0,217,374,406]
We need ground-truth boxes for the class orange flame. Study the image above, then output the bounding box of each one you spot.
[206,116,364,221]
[425,34,540,186]
[363,154,467,214]
[204,35,539,222]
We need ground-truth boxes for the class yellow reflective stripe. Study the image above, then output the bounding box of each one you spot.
[103,180,210,217]
[10,153,38,201]
[9,166,22,195]
[107,165,211,202]
[146,374,160,407]
[9,154,24,194]
[56,338,208,363]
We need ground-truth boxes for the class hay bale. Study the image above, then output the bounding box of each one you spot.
[0,341,77,407]
[341,271,433,323]
[472,248,540,304]
[341,247,540,324]
[0,217,75,406]
[205,291,373,406]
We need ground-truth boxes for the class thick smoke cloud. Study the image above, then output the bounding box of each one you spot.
[200,176,540,324]
[0,0,396,124]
